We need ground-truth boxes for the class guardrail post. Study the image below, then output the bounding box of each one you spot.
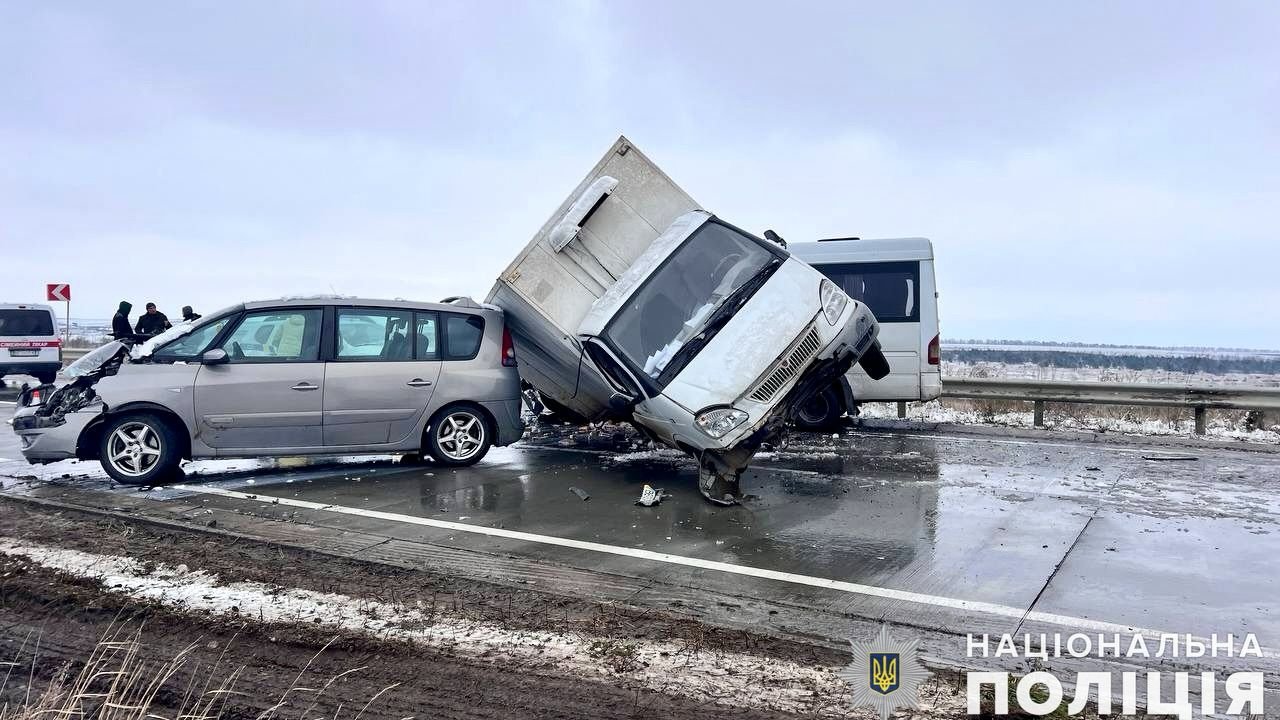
[1033,400,1045,427]
[1193,407,1206,435]
[897,401,907,418]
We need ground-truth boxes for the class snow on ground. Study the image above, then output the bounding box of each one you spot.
[0,537,964,718]
[943,360,1280,387]
[859,401,1280,444]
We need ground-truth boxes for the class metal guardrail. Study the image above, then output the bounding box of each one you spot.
[939,377,1280,434]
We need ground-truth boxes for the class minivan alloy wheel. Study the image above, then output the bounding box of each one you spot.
[106,421,163,478]
[435,410,486,461]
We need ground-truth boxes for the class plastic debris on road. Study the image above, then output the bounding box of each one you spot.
[569,486,590,501]
[635,484,668,507]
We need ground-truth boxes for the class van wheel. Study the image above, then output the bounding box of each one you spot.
[35,371,57,384]
[426,405,492,466]
[794,387,844,430]
[99,413,183,485]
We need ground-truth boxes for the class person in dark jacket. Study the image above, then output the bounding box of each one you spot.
[134,302,171,336]
[181,306,201,322]
[111,301,133,339]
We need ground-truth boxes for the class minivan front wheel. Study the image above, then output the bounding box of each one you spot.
[99,413,182,485]
[426,405,492,466]
[794,387,844,430]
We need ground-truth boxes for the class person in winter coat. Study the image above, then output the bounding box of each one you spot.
[134,302,171,336]
[181,306,201,322]
[111,301,133,339]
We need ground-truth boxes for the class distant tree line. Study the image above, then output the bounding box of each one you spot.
[943,348,1280,376]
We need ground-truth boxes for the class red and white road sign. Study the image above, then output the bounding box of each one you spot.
[46,283,71,302]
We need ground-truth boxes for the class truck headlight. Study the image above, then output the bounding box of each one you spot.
[695,407,749,439]
[819,279,847,325]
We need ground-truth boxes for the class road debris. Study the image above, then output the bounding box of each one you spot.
[569,486,591,501]
[1141,454,1199,461]
[635,484,669,507]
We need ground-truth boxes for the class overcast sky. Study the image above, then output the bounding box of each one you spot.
[2,2,1277,347]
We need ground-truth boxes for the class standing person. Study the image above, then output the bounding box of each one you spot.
[181,305,201,322]
[111,301,133,339]
[134,302,171,336]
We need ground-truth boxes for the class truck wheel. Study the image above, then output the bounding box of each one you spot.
[98,413,183,485]
[426,404,492,466]
[794,387,844,430]
[35,371,57,384]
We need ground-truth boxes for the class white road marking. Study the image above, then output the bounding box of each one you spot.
[176,483,1278,657]
[0,401,16,406]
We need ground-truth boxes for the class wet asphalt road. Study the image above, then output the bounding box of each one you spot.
[2,387,1278,680]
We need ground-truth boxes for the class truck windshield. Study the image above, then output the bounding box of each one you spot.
[604,221,782,387]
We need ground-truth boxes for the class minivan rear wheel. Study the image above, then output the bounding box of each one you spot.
[425,405,492,466]
[98,413,183,485]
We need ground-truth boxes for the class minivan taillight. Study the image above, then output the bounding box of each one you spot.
[927,334,941,365]
[501,326,517,367]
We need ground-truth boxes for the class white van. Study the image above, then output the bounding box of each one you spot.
[787,238,940,427]
[0,303,62,385]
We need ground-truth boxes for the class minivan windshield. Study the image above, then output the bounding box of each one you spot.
[604,222,782,388]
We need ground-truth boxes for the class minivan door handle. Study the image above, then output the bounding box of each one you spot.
[407,379,433,387]
[291,382,319,391]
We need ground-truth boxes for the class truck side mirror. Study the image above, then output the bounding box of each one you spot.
[608,391,637,412]
[201,348,229,366]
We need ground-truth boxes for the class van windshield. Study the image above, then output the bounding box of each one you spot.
[0,310,54,336]
[603,222,782,387]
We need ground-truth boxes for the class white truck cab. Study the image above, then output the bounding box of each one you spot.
[488,137,888,504]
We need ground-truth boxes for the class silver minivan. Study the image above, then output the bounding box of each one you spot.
[12,297,524,484]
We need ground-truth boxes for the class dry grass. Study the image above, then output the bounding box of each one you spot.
[0,624,400,720]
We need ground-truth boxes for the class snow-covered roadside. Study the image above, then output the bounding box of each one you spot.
[0,537,962,718]
[858,401,1280,444]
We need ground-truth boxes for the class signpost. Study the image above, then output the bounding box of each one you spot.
[46,283,71,345]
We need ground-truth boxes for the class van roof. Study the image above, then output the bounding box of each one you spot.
[788,237,933,264]
[0,303,55,312]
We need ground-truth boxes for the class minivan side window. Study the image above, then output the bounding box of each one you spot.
[336,308,413,361]
[415,312,440,361]
[443,313,484,360]
[816,261,920,323]
[153,317,231,359]
[220,309,322,362]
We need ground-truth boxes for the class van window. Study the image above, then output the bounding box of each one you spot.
[336,308,413,361]
[415,312,440,361]
[443,313,485,360]
[0,310,55,336]
[815,261,920,323]
[220,309,322,362]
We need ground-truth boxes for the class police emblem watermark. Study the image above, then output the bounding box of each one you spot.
[838,625,930,720]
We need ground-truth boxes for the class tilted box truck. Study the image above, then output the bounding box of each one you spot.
[487,136,888,504]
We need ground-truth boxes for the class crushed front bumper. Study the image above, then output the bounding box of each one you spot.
[12,406,101,463]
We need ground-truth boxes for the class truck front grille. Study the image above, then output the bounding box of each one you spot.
[748,324,823,403]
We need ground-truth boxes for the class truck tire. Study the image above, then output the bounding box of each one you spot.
[98,413,183,485]
[794,386,844,430]
[426,404,493,467]
[35,371,57,384]
[859,344,891,380]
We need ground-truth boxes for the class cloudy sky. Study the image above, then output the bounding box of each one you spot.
[2,1,1276,347]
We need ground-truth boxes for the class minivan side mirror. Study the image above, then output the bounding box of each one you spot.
[608,391,637,412]
[201,348,229,365]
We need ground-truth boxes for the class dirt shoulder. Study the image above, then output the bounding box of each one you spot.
[0,498,969,719]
